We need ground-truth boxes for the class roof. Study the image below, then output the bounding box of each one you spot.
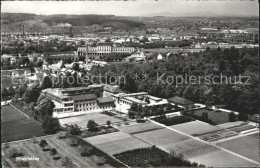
[168,96,194,105]
[71,94,97,101]
[104,85,123,94]
[97,97,114,104]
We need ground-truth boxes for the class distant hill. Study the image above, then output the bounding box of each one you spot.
[1,13,36,24]
[43,15,144,28]
[1,13,145,31]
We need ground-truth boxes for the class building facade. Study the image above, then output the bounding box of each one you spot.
[41,85,114,118]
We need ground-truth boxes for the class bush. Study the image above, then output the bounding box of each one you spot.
[16,161,29,167]
[97,157,107,166]
[67,137,79,147]
[61,157,74,167]
[80,146,93,156]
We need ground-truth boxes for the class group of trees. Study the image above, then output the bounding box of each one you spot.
[90,47,258,116]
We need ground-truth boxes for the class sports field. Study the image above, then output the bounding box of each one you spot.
[1,105,45,142]
[59,113,123,128]
[217,135,259,162]
[84,132,151,155]
[118,121,164,134]
[189,149,258,167]
[169,121,221,135]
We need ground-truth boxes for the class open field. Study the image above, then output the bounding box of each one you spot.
[133,128,189,146]
[59,113,123,128]
[133,128,219,158]
[169,120,221,135]
[248,133,259,139]
[217,136,259,162]
[189,149,259,167]
[117,121,164,134]
[2,135,114,167]
[1,75,30,88]
[84,132,151,156]
[1,105,45,142]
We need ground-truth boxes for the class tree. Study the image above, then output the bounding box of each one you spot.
[1,88,9,99]
[67,124,81,135]
[8,87,15,97]
[145,97,150,103]
[106,120,111,127]
[130,103,138,112]
[50,148,58,157]
[238,112,248,121]
[39,139,48,150]
[23,88,41,103]
[41,76,53,89]
[42,115,60,134]
[72,63,80,71]
[37,98,55,120]
[87,120,98,131]
[61,157,74,167]
[229,112,236,122]
[166,103,172,111]
[201,112,208,119]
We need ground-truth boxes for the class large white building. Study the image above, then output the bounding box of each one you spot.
[103,85,168,113]
[78,45,135,57]
[41,85,115,118]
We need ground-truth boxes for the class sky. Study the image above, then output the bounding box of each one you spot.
[1,0,259,17]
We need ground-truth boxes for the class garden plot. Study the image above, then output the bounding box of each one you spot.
[189,149,258,167]
[217,135,259,162]
[84,132,151,156]
[133,128,219,158]
[169,121,221,135]
[133,128,189,146]
[2,136,113,168]
[118,122,164,134]
[59,113,122,128]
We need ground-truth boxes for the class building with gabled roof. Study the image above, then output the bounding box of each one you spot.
[167,96,195,110]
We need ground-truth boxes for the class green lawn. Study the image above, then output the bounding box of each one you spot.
[1,105,45,142]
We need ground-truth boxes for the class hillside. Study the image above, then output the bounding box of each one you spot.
[1,13,145,33]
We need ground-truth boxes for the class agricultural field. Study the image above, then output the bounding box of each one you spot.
[1,105,45,142]
[59,113,123,128]
[84,132,151,156]
[2,135,114,167]
[114,147,200,167]
[117,121,164,134]
[133,128,189,148]
[189,149,259,167]
[134,128,219,158]
[217,135,259,162]
[169,121,221,135]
